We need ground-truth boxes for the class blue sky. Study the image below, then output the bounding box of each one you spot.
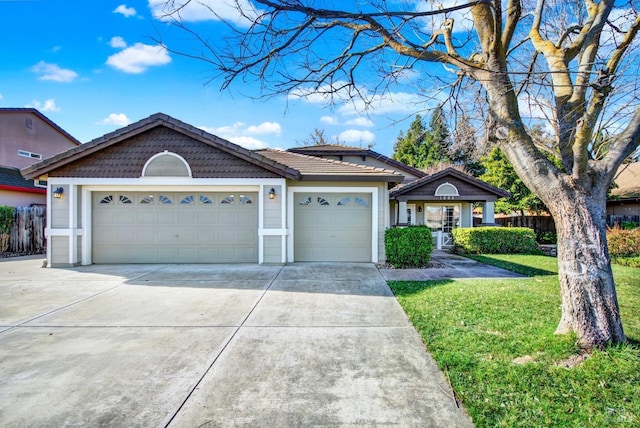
[0,0,443,156]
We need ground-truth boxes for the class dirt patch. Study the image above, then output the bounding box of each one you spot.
[556,353,589,368]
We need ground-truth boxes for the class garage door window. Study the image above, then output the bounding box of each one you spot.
[140,195,154,204]
[99,195,113,204]
[119,195,133,204]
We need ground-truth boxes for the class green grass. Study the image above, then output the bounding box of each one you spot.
[389,254,640,427]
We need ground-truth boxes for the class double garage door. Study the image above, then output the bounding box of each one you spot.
[92,192,258,263]
[294,193,372,262]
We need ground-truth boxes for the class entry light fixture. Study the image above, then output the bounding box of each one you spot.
[268,188,276,200]
[53,187,64,199]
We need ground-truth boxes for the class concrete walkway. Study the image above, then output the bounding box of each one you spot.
[379,250,525,281]
[0,258,473,427]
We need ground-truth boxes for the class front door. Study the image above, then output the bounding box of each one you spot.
[424,205,460,249]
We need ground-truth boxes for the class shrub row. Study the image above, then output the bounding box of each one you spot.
[607,228,640,257]
[451,227,538,254]
[385,226,433,268]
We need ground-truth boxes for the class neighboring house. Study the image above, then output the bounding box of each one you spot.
[0,108,80,206]
[608,162,640,222]
[22,113,507,267]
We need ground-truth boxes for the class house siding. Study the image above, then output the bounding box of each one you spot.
[263,236,282,263]
[50,236,69,266]
[50,185,69,228]
[263,185,282,228]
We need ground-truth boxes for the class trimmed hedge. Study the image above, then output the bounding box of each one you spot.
[385,226,433,268]
[607,228,640,257]
[0,205,14,253]
[452,227,538,254]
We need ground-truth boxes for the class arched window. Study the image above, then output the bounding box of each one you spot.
[142,151,192,177]
[434,182,459,197]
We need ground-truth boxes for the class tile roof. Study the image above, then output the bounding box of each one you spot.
[0,166,45,193]
[611,162,640,199]
[288,145,427,179]
[257,149,404,182]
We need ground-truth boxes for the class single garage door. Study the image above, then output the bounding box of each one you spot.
[294,193,372,262]
[92,192,258,263]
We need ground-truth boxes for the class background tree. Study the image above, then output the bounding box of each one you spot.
[393,114,428,168]
[480,147,548,217]
[297,128,337,146]
[450,113,486,176]
[424,105,451,168]
[157,0,640,348]
[393,108,450,169]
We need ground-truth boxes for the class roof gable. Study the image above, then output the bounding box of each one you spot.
[390,167,509,199]
[22,113,300,180]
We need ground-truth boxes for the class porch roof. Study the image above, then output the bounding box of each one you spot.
[390,167,509,201]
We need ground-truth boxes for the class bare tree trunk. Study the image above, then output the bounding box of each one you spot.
[550,185,626,348]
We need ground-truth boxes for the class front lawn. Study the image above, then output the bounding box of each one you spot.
[389,255,640,427]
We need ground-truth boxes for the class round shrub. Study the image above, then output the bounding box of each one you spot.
[385,226,433,268]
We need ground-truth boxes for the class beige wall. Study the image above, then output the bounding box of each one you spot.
[0,111,77,169]
[0,190,45,207]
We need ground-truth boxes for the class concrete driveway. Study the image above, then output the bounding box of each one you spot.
[0,257,472,427]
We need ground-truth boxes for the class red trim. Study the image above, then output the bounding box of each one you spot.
[0,185,47,194]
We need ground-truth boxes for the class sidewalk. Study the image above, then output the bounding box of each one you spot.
[378,250,525,281]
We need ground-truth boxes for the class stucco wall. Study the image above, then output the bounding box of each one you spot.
[0,190,45,207]
[0,111,77,169]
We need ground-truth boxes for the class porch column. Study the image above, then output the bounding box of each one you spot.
[397,200,408,225]
[481,201,496,225]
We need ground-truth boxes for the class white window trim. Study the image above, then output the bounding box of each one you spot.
[434,182,460,197]
[141,150,193,178]
[18,149,42,160]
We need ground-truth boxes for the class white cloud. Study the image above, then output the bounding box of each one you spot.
[292,81,426,117]
[320,115,339,125]
[106,43,171,73]
[109,36,127,48]
[225,135,269,150]
[99,113,132,126]
[114,4,137,17]
[148,0,261,27]
[345,117,374,127]
[30,61,78,82]
[198,121,280,149]
[338,129,376,144]
[246,122,281,135]
[26,99,60,112]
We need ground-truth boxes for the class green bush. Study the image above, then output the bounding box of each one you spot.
[611,256,640,268]
[385,226,433,268]
[537,231,557,244]
[0,205,14,253]
[0,206,14,234]
[452,227,539,254]
[607,228,640,257]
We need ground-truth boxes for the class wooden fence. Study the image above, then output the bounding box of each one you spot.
[607,215,639,228]
[4,206,46,254]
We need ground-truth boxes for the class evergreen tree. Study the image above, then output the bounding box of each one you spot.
[480,147,547,217]
[450,114,485,176]
[423,105,450,168]
[392,115,427,168]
